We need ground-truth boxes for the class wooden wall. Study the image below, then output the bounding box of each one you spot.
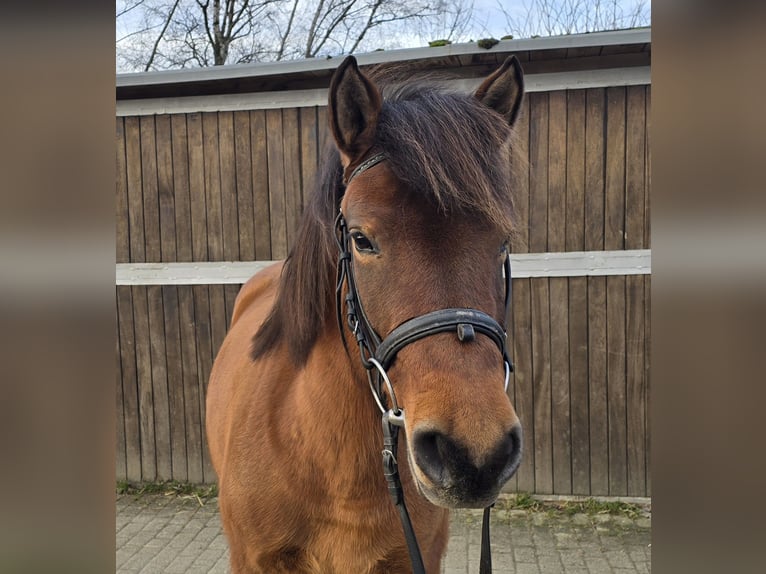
[116,85,651,496]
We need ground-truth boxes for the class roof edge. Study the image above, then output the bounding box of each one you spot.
[117,27,650,88]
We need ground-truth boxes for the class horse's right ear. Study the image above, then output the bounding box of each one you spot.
[474,55,525,127]
[328,56,382,168]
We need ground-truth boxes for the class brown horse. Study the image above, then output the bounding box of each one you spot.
[207,55,525,573]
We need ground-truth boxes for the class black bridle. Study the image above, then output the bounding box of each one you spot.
[334,152,514,574]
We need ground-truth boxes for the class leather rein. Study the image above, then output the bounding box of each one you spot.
[334,152,514,574]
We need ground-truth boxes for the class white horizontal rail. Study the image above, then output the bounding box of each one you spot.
[116,67,650,116]
[116,249,651,286]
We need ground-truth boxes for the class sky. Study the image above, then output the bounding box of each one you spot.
[116,0,650,73]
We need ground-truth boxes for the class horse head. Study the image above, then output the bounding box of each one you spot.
[329,55,525,509]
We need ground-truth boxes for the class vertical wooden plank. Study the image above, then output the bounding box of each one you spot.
[512,278,535,492]
[171,115,193,263]
[203,112,224,261]
[568,277,590,494]
[116,118,129,263]
[117,285,141,482]
[528,92,551,493]
[547,91,571,494]
[219,112,240,261]
[132,285,156,480]
[209,284,227,363]
[550,275,571,494]
[566,90,589,494]
[604,86,628,496]
[224,284,240,328]
[234,111,255,261]
[115,293,127,481]
[140,115,171,480]
[163,285,187,482]
[282,108,303,250]
[193,284,216,483]
[625,86,645,250]
[547,91,566,252]
[528,93,548,253]
[266,109,288,259]
[187,113,208,262]
[124,117,145,263]
[584,89,607,495]
[140,116,161,262]
[125,116,155,480]
[115,117,129,480]
[625,85,647,496]
[158,115,186,481]
[584,89,605,252]
[531,277,552,493]
[185,113,207,482]
[156,115,177,262]
[605,86,626,250]
[317,106,329,155]
[250,110,272,259]
[216,110,238,367]
[504,269,518,493]
[588,276,608,495]
[511,97,530,254]
[566,90,586,252]
[179,285,203,483]
[606,275,627,495]
[171,114,194,481]
[626,274,646,496]
[147,284,171,480]
[299,107,319,210]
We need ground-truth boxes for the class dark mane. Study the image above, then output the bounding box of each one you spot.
[251,73,521,366]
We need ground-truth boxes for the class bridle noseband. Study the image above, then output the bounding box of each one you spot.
[334,152,514,574]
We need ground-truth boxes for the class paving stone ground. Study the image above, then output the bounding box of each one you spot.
[116,494,650,573]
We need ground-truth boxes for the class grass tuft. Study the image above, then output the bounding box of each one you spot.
[116,480,218,500]
[503,493,645,518]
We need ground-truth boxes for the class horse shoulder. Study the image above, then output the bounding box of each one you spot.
[207,261,284,474]
[230,261,285,327]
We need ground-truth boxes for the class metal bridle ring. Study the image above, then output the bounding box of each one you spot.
[366,357,401,416]
[504,360,511,393]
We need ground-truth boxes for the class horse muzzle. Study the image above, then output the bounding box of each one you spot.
[409,423,523,508]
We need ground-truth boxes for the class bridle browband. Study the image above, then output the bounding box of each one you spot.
[334,152,514,574]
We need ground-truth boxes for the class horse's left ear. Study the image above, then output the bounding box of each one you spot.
[328,55,382,167]
[474,55,525,127]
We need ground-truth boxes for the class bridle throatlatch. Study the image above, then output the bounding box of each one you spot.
[335,152,515,574]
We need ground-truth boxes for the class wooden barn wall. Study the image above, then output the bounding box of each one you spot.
[116,85,651,496]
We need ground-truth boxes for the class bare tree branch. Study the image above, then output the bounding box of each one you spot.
[347,0,384,55]
[117,0,147,19]
[276,0,300,60]
[145,0,180,71]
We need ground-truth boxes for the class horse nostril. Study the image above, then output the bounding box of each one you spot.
[413,424,523,496]
[413,430,451,485]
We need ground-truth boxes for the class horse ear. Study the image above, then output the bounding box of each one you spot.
[328,56,382,166]
[474,55,525,126]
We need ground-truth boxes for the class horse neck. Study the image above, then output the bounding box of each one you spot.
[300,324,383,474]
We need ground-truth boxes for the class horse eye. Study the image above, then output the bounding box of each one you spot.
[351,232,376,253]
